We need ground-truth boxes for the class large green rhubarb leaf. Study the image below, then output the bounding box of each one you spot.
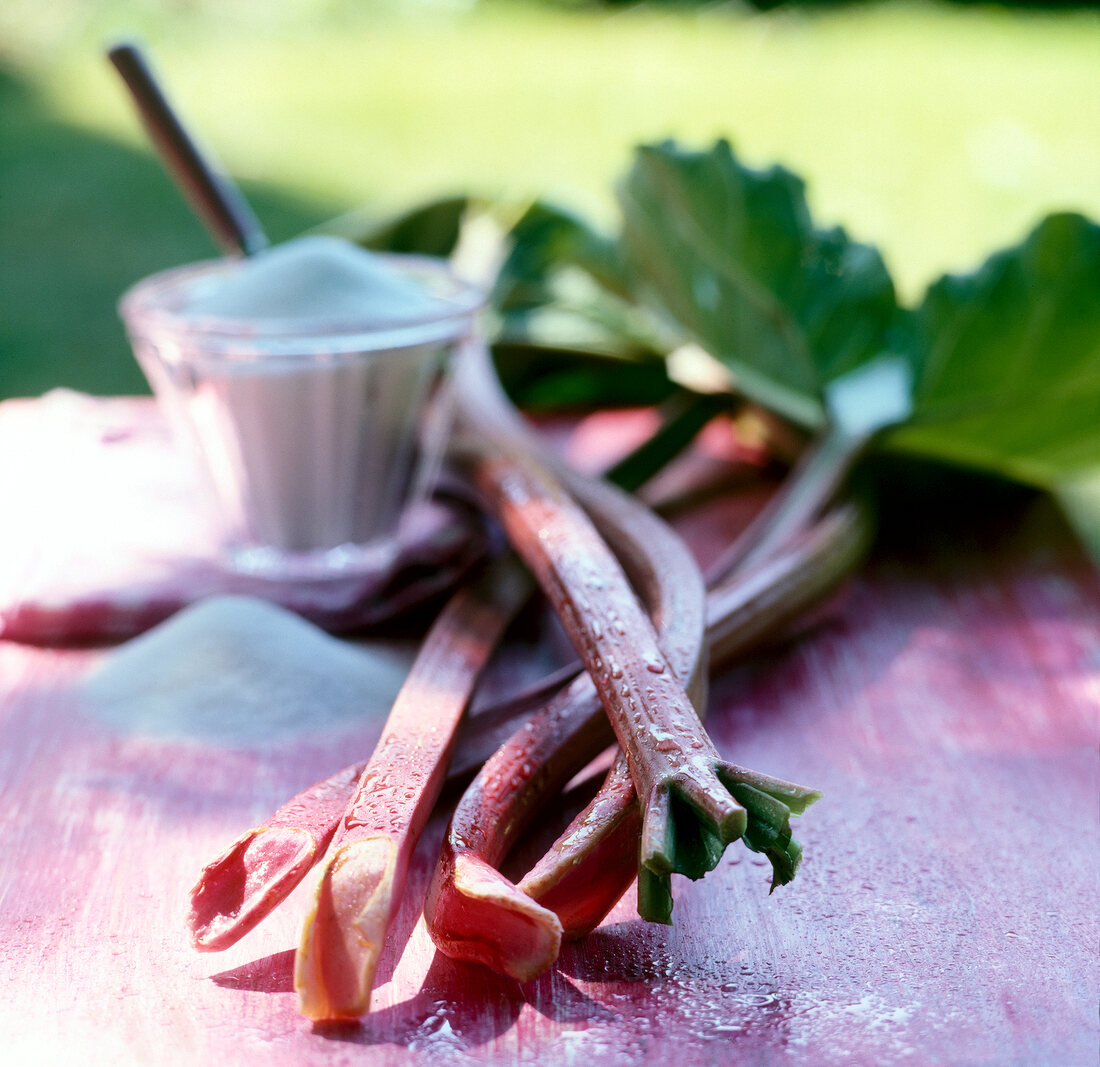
[617,140,900,429]
[886,212,1100,488]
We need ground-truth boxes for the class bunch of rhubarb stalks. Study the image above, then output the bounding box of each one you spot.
[187,341,868,1022]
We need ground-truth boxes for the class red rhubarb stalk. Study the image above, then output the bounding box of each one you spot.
[423,672,616,981]
[453,343,816,901]
[423,473,710,977]
[426,501,864,976]
[518,364,901,929]
[521,499,867,936]
[293,556,529,1021]
[429,345,827,959]
[423,483,707,977]
[189,762,363,952]
[423,345,711,979]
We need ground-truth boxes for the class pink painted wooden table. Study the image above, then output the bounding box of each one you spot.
[1,397,1096,1066]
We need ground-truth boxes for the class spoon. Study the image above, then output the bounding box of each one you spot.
[108,40,269,257]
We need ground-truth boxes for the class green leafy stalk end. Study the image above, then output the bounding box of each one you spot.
[635,765,821,920]
[719,765,822,892]
[635,775,745,922]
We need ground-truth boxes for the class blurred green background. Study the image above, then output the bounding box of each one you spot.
[2,0,1098,399]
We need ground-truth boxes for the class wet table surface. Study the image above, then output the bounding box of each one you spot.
[0,397,1096,1066]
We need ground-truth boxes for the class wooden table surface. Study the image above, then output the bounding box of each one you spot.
[1,397,1096,1066]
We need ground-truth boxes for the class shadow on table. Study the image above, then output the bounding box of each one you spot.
[310,950,613,1051]
[208,939,615,1050]
[210,949,297,994]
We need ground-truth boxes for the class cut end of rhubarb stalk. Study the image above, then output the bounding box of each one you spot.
[634,763,821,920]
[188,826,317,952]
[295,837,399,1022]
[636,775,748,923]
[640,772,748,882]
[718,763,822,892]
[426,852,563,982]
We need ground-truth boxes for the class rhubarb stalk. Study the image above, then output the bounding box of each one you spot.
[293,556,529,1021]
[423,344,712,978]
[511,360,905,925]
[425,501,863,979]
[469,446,749,879]
[186,675,557,955]
[447,342,821,922]
[424,441,711,979]
[521,500,868,936]
[189,762,363,952]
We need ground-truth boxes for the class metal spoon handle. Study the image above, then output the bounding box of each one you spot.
[108,41,269,257]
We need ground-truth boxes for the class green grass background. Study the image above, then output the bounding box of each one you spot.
[2,0,1098,398]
